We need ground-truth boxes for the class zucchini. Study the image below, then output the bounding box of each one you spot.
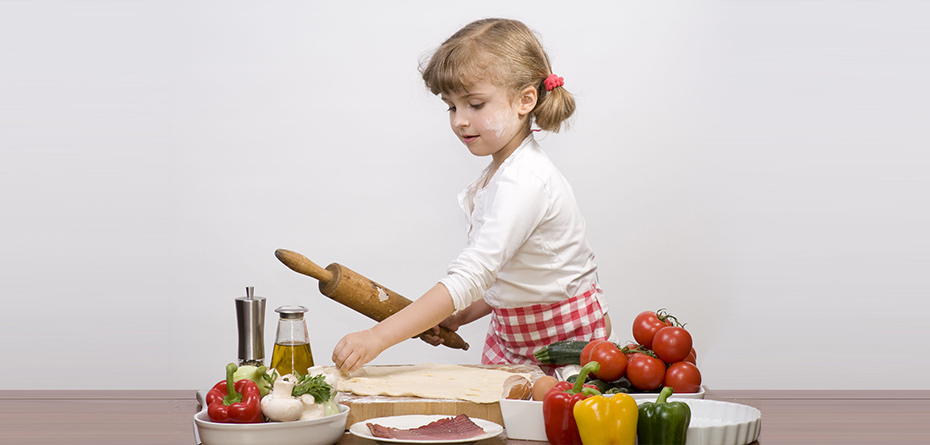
[586,379,614,393]
[606,386,631,394]
[534,340,589,365]
[564,374,637,395]
[608,376,634,392]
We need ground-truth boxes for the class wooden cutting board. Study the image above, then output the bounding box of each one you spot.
[335,364,544,427]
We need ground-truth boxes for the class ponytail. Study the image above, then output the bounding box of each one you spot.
[533,79,575,133]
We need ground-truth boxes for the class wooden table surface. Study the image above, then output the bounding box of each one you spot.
[2,389,928,444]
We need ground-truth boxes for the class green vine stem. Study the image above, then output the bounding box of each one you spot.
[656,308,686,328]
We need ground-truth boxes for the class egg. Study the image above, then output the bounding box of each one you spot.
[501,375,532,400]
[531,375,559,401]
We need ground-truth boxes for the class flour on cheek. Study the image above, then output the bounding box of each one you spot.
[485,109,517,139]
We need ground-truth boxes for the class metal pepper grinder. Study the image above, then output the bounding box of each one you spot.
[235,286,266,367]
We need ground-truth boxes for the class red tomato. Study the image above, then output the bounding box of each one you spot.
[652,326,693,364]
[580,340,610,366]
[625,354,665,390]
[684,348,697,364]
[664,361,702,393]
[624,351,643,368]
[586,342,627,381]
[632,311,674,348]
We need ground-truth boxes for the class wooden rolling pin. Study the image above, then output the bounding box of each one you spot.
[275,248,469,351]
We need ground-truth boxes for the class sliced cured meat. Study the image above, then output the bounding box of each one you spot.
[367,414,485,441]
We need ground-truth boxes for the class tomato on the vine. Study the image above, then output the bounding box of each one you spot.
[683,348,697,364]
[652,326,693,364]
[580,340,627,381]
[590,342,627,381]
[580,340,609,366]
[632,310,674,348]
[625,353,665,390]
[664,361,702,393]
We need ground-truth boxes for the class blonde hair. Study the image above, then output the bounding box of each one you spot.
[420,18,575,133]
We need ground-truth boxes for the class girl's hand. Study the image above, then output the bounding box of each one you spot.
[422,315,462,347]
[333,283,457,370]
[332,329,385,373]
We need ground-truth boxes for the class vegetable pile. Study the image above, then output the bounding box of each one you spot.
[532,309,701,444]
[205,363,339,424]
[535,308,702,395]
[540,361,691,445]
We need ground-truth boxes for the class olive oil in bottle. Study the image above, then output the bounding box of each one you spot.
[270,304,314,376]
[271,341,314,376]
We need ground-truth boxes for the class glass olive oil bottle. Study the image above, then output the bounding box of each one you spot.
[270,305,314,376]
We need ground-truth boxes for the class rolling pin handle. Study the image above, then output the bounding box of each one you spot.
[275,249,334,284]
[438,327,470,351]
[417,327,470,351]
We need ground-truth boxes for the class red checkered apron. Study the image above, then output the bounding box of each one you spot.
[481,285,608,375]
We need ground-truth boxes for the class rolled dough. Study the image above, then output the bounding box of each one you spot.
[332,363,533,404]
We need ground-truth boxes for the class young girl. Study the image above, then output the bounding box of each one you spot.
[332,18,613,373]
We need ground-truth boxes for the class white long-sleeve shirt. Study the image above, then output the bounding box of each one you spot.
[439,135,604,313]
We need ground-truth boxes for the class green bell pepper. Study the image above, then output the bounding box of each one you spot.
[637,386,691,445]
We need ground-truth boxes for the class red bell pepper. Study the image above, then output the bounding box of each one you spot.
[542,361,602,445]
[206,363,264,423]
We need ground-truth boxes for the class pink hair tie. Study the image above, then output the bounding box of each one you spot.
[544,73,564,91]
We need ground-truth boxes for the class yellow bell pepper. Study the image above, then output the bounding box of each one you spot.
[572,393,638,445]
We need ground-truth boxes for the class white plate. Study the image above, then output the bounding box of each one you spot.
[349,415,503,444]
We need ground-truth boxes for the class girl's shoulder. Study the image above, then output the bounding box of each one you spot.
[506,140,561,178]
[489,148,566,201]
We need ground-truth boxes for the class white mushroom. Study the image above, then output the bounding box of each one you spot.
[299,394,325,420]
[260,374,303,422]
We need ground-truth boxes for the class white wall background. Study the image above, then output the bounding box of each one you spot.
[2,1,928,391]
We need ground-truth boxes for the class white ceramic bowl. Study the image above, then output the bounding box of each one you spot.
[499,398,546,441]
[193,404,349,445]
[674,398,762,445]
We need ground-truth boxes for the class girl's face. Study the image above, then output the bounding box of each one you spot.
[441,79,536,166]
